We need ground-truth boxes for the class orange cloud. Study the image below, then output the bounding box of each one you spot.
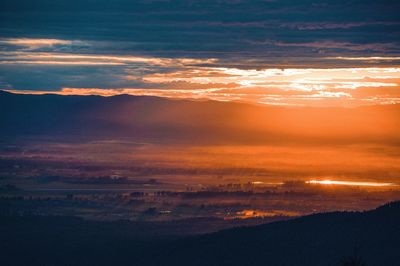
[1,48,399,107]
[0,51,217,66]
[0,38,75,49]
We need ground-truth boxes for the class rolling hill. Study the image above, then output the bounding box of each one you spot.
[1,201,400,266]
[1,90,400,145]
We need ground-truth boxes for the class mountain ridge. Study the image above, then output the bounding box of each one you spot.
[1,90,400,145]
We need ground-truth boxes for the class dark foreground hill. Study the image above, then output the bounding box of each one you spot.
[1,201,400,266]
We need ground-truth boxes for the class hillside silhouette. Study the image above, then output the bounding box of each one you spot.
[1,201,399,266]
[1,90,400,145]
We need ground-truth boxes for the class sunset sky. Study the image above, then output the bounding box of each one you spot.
[1,0,400,107]
[2,3,400,266]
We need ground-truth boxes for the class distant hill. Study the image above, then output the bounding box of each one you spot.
[1,201,400,266]
[1,90,400,145]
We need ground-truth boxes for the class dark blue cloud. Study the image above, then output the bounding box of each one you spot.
[1,0,399,54]
[0,0,399,91]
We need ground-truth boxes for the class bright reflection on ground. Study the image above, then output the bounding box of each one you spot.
[228,209,300,219]
[306,180,396,187]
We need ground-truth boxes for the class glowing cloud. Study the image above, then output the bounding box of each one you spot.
[0,44,399,107]
[0,38,74,49]
[0,52,217,66]
[328,56,400,61]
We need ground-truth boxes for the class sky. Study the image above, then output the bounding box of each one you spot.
[0,0,400,107]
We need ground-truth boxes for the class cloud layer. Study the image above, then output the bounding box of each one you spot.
[0,0,399,106]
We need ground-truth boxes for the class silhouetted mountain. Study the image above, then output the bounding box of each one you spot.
[145,201,400,266]
[1,201,399,266]
[1,90,400,144]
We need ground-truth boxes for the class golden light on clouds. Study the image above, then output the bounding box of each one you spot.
[0,60,125,65]
[143,67,400,91]
[5,65,400,107]
[0,51,217,66]
[328,56,400,61]
[0,38,73,48]
[0,40,399,107]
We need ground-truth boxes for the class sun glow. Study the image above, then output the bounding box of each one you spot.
[306,180,396,187]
